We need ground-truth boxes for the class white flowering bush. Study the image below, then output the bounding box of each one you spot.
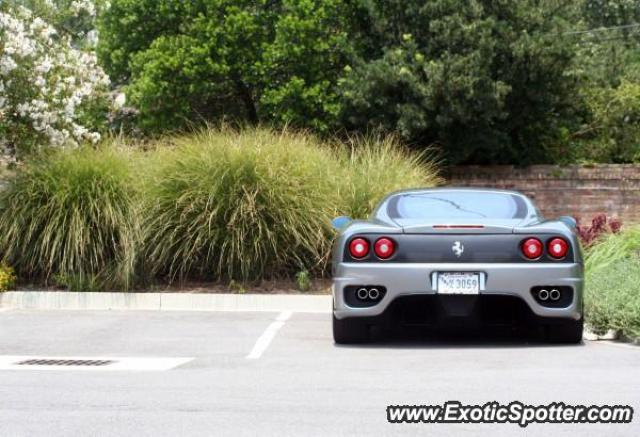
[0,2,111,156]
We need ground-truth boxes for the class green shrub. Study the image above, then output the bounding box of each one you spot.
[53,272,105,293]
[585,226,640,337]
[142,128,440,282]
[338,135,442,219]
[0,128,440,287]
[0,147,139,290]
[99,0,351,133]
[295,269,312,292]
[586,256,640,338]
[0,263,16,292]
[141,128,342,281]
[584,226,640,274]
[571,81,640,163]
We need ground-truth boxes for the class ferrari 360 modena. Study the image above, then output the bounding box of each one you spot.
[331,188,583,344]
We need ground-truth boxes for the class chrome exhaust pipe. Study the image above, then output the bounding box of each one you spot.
[356,288,369,300]
[538,289,549,301]
[368,288,380,300]
[549,289,561,301]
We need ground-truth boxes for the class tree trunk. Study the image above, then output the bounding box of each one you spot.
[234,78,259,125]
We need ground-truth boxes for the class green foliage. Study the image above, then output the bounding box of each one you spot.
[586,256,640,338]
[0,147,139,289]
[228,280,247,294]
[295,269,312,292]
[338,135,442,219]
[339,0,581,165]
[0,263,16,292]
[584,226,640,274]
[581,0,640,40]
[0,128,439,287]
[585,227,640,338]
[140,127,440,282]
[54,271,104,292]
[566,1,640,163]
[98,0,351,133]
[140,128,342,281]
[570,81,640,163]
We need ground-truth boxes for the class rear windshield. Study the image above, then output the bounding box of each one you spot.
[387,191,528,220]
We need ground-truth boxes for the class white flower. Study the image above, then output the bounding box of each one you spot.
[0,4,112,151]
[35,57,53,74]
[114,92,126,108]
[86,29,99,47]
[0,55,18,74]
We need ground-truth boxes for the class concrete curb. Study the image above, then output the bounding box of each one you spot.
[0,291,332,313]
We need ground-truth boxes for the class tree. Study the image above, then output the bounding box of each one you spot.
[339,0,582,164]
[98,0,352,133]
[0,1,111,156]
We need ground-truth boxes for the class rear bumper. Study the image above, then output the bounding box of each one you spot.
[332,262,583,321]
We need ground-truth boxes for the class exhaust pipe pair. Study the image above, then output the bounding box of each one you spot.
[538,288,561,302]
[356,287,381,301]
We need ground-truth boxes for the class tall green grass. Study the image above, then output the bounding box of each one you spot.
[0,147,138,289]
[1,128,441,287]
[584,227,640,274]
[338,135,442,219]
[141,129,441,281]
[141,128,343,281]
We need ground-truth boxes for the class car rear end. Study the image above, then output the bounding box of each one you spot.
[331,189,584,343]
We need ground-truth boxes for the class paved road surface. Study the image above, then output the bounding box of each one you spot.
[0,310,638,436]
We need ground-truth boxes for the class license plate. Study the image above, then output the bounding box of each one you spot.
[437,272,480,295]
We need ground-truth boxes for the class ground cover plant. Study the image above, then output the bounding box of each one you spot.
[584,226,640,338]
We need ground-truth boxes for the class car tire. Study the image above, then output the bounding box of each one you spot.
[546,318,584,344]
[333,314,369,344]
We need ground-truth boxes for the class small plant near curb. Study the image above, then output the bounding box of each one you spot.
[54,272,104,292]
[295,270,312,292]
[228,280,246,294]
[0,263,16,292]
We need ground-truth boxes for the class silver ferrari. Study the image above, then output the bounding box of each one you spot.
[331,188,584,343]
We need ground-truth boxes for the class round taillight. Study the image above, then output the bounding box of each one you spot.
[349,238,369,259]
[374,237,395,259]
[522,238,543,259]
[548,238,569,259]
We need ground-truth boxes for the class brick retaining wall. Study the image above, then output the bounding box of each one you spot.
[446,165,640,223]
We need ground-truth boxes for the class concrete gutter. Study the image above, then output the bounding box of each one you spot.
[0,291,332,313]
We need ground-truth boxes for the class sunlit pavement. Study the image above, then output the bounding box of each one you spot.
[0,310,638,437]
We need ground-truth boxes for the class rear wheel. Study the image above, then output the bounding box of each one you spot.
[546,318,583,343]
[333,314,369,344]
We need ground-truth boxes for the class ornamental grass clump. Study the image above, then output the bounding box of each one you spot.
[142,128,342,281]
[338,135,442,219]
[0,147,138,289]
[584,226,640,274]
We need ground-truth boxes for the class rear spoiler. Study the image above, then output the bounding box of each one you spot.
[402,224,515,234]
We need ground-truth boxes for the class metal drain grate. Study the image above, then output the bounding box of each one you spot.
[0,356,192,371]
[15,359,115,367]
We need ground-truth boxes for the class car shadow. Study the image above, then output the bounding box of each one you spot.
[335,326,585,349]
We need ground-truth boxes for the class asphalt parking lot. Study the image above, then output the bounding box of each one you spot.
[0,309,638,437]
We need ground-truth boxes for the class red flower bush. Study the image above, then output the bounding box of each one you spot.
[576,213,622,247]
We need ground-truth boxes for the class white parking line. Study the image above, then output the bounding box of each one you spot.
[246,311,292,359]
